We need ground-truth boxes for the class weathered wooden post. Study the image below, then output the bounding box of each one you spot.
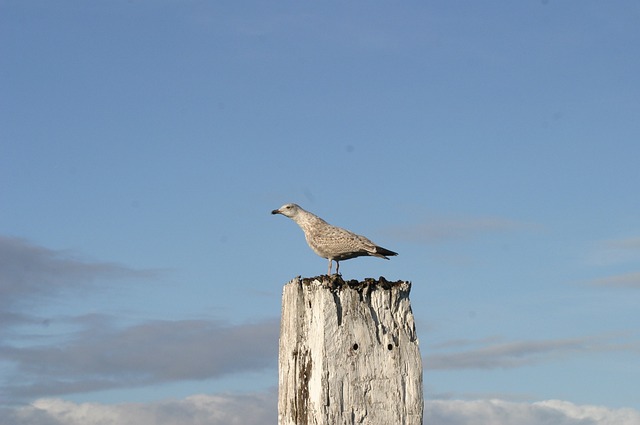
[278,275,423,425]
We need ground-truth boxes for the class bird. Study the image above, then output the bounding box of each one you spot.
[271,203,398,275]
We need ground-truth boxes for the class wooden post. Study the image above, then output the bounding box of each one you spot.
[278,276,423,425]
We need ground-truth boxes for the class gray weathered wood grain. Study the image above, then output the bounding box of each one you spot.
[278,276,423,425]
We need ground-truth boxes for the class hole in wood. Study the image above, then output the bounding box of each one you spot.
[387,344,393,351]
[352,343,359,351]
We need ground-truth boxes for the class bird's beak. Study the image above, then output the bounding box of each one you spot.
[271,209,281,215]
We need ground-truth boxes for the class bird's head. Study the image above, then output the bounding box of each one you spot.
[271,203,301,219]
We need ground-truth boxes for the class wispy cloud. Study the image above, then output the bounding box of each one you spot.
[0,236,152,309]
[1,393,638,425]
[384,216,531,244]
[582,236,640,287]
[425,335,624,370]
[0,235,279,404]
[584,271,640,289]
[1,317,279,402]
[587,236,640,267]
[603,237,640,250]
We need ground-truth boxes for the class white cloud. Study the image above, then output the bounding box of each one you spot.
[425,399,640,425]
[1,391,277,425]
[1,394,638,425]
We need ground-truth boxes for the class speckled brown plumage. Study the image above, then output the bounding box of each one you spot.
[272,203,397,275]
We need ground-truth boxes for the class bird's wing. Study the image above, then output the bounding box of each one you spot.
[309,225,378,257]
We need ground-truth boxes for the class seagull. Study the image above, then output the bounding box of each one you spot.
[271,203,398,275]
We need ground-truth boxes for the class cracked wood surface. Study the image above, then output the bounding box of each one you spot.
[278,276,423,425]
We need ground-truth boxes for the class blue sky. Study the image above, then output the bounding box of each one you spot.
[2,1,640,424]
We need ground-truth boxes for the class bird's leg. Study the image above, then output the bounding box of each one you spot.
[328,259,332,276]
[336,261,340,275]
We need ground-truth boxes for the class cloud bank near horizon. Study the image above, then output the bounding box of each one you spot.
[2,235,637,418]
[1,393,638,425]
